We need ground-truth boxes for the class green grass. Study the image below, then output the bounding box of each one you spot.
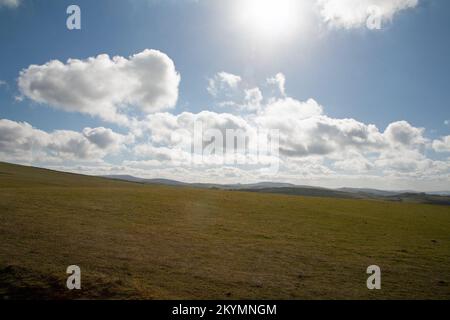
[0,162,449,299]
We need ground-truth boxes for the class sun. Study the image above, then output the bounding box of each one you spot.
[237,0,300,40]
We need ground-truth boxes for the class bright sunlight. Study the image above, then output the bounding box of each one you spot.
[236,0,302,40]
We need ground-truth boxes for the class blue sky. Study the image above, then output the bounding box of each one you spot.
[0,0,449,191]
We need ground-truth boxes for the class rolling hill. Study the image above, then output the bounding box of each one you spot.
[1,161,449,300]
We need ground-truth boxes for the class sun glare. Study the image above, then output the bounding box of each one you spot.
[237,0,301,40]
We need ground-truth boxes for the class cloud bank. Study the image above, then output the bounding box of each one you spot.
[3,48,450,190]
[0,119,128,162]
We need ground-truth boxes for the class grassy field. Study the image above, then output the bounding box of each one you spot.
[0,161,449,300]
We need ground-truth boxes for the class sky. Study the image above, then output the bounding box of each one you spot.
[0,0,449,191]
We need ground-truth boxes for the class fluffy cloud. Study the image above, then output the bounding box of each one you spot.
[207,72,242,97]
[317,0,419,29]
[254,97,386,157]
[374,149,450,179]
[0,119,47,158]
[257,98,323,124]
[18,49,180,125]
[432,136,450,153]
[384,121,427,147]
[0,0,20,8]
[0,119,128,162]
[267,73,286,96]
[208,72,289,112]
[142,110,252,147]
[243,88,263,112]
[131,94,424,179]
[130,88,442,181]
[207,72,254,111]
[251,95,443,180]
[83,127,132,151]
[333,152,374,173]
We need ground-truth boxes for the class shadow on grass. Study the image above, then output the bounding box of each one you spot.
[0,265,130,300]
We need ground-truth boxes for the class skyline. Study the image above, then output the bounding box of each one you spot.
[0,0,449,191]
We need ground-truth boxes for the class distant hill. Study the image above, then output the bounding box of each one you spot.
[428,191,450,196]
[104,175,188,186]
[383,193,450,206]
[102,174,450,206]
[238,187,365,200]
[337,187,401,197]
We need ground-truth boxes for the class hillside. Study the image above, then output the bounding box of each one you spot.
[1,162,449,299]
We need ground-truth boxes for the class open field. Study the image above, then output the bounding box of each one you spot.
[0,161,449,299]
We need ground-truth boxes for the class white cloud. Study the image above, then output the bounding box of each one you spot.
[0,119,128,162]
[258,97,323,122]
[384,121,427,147]
[132,73,441,184]
[208,72,289,112]
[258,98,352,157]
[375,149,450,179]
[142,110,252,147]
[317,0,419,29]
[83,127,133,151]
[267,73,286,96]
[257,99,385,157]
[135,94,408,171]
[0,0,20,8]
[333,152,374,173]
[207,72,242,97]
[0,119,47,159]
[243,88,263,112]
[18,49,180,125]
[207,71,267,112]
[432,136,450,153]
